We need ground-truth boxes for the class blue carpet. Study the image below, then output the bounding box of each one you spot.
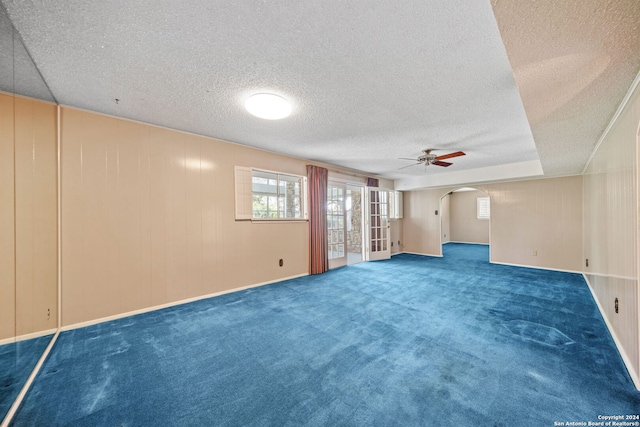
[10,244,640,426]
[0,335,53,421]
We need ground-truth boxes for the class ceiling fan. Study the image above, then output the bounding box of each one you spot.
[399,149,466,169]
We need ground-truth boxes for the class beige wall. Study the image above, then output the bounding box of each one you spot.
[449,190,490,244]
[0,93,16,340]
[583,79,639,385]
[0,93,58,341]
[60,107,310,326]
[486,177,582,270]
[390,219,403,254]
[402,175,583,271]
[441,194,450,243]
[403,189,443,256]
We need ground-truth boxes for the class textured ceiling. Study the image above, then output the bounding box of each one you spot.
[1,1,638,189]
[0,6,55,103]
[492,0,640,177]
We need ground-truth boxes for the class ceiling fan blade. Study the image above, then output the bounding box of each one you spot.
[435,151,465,161]
[432,160,452,167]
[398,163,422,170]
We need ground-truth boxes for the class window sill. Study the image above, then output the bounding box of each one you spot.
[250,218,309,224]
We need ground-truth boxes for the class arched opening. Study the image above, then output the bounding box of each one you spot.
[439,187,491,261]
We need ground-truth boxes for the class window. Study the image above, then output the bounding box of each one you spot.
[235,167,307,220]
[251,170,306,219]
[389,190,403,219]
[252,171,301,219]
[477,196,490,220]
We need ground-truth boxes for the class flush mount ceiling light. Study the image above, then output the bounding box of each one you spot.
[245,93,292,120]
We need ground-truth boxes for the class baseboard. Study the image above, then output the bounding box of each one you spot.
[61,273,309,333]
[448,241,489,246]
[399,251,443,258]
[0,328,58,346]
[490,260,583,275]
[582,274,640,391]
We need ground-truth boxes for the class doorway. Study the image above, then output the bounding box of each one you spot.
[346,185,365,265]
[328,183,390,268]
[366,187,391,261]
[440,187,490,256]
[328,183,366,268]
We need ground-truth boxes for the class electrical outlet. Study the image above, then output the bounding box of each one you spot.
[615,297,619,314]
[586,258,589,267]
[279,259,283,267]
[532,250,537,256]
[391,241,393,247]
[47,308,50,320]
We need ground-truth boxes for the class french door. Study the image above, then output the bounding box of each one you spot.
[366,188,391,261]
[327,182,347,269]
[327,184,388,267]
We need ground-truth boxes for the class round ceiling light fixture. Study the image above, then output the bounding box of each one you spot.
[245,93,292,120]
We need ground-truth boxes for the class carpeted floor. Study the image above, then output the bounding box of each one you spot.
[9,244,640,426]
[0,334,52,422]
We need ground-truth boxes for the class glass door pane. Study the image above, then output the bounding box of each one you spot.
[346,185,364,265]
[327,183,347,269]
[367,188,391,261]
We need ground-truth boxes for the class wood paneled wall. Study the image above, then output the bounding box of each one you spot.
[441,194,450,244]
[402,175,583,271]
[0,93,57,341]
[486,176,582,270]
[60,107,309,327]
[0,94,16,340]
[583,79,640,386]
[449,189,490,244]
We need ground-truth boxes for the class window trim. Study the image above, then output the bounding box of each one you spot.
[235,166,307,221]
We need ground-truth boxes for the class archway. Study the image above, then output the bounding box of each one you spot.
[439,187,490,259]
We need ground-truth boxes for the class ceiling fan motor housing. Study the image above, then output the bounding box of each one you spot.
[418,154,437,164]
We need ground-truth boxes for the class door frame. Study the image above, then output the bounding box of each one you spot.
[327,181,347,269]
[365,187,391,261]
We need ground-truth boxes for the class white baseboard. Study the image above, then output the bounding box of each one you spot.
[61,273,309,332]
[490,260,583,275]
[398,251,443,258]
[448,241,489,246]
[582,274,640,391]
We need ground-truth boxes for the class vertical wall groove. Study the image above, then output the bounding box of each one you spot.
[583,76,640,388]
[0,94,57,341]
[60,107,309,327]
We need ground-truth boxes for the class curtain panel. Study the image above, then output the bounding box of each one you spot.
[306,165,329,274]
[366,177,379,187]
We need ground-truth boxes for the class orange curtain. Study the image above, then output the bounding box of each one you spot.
[306,165,329,274]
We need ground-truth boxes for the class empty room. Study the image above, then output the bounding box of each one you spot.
[1,1,640,426]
